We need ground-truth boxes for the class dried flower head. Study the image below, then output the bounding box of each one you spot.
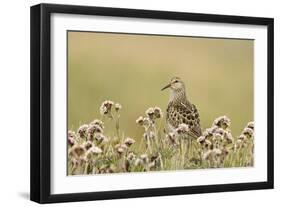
[247,121,254,130]
[197,135,206,144]
[140,154,149,164]
[213,116,231,129]
[70,144,86,158]
[68,130,76,146]
[238,134,246,141]
[136,116,144,125]
[224,131,234,143]
[90,146,103,154]
[83,141,92,150]
[77,124,88,138]
[214,127,225,135]
[115,144,128,155]
[100,100,114,115]
[87,124,103,135]
[176,123,190,134]
[235,139,243,148]
[127,152,136,161]
[114,103,122,111]
[85,146,103,160]
[124,137,135,147]
[213,132,223,141]
[242,127,254,137]
[153,107,163,119]
[94,133,108,144]
[90,119,104,129]
[202,139,212,150]
[145,107,155,119]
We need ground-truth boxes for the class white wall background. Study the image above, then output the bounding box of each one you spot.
[0,0,279,206]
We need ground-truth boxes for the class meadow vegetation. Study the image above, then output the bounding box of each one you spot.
[68,100,254,175]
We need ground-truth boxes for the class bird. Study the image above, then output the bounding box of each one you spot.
[161,77,202,138]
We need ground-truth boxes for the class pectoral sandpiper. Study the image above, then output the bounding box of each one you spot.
[161,77,202,138]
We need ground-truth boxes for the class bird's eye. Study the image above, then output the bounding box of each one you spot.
[174,80,178,83]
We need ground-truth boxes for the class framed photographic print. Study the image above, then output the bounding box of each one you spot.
[30,3,274,203]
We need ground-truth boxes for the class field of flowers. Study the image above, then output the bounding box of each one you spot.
[68,100,254,175]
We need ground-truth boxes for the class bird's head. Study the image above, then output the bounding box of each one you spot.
[161,77,185,92]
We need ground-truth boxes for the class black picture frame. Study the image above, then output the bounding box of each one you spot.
[30,3,274,204]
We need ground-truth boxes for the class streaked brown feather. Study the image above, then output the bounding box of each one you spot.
[166,101,202,138]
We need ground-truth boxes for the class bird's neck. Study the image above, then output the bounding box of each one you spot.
[169,89,188,105]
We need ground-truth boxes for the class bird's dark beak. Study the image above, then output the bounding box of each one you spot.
[161,83,171,91]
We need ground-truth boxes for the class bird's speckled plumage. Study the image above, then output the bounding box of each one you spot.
[162,77,202,138]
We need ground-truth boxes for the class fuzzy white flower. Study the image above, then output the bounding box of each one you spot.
[136,116,144,125]
[213,116,231,129]
[115,144,128,154]
[140,154,149,164]
[77,124,88,137]
[247,121,254,130]
[124,137,135,147]
[90,119,104,129]
[100,100,114,115]
[176,123,190,134]
[243,127,254,137]
[238,134,246,141]
[153,107,163,119]
[224,131,234,143]
[94,133,108,142]
[84,146,103,160]
[145,107,155,119]
[114,103,122,111]
[87,124,103,141]
[83,141,92,150]
[89,146,103,154]
[197,135,205,144]
[127,152,136,161]
[67,130,76,146]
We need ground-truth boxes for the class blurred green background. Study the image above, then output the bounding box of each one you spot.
[68,31,253,139]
